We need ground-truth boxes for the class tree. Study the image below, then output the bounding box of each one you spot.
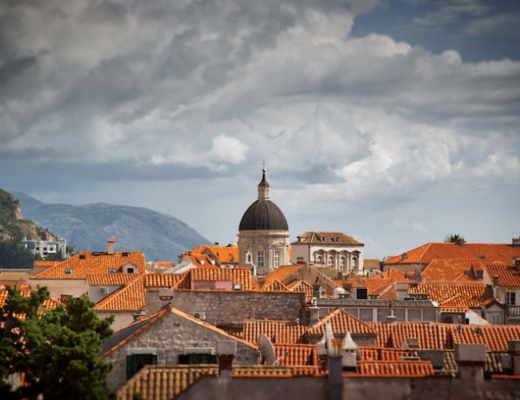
[444,234,464,243]
[0,286,116,400]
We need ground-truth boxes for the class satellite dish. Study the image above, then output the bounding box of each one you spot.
[258,334,276,365]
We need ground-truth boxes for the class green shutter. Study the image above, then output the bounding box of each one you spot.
[126,355,135,380]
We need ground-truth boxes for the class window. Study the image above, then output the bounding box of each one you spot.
[328,256,334,268]
[339,257,346,271]
[247,254,252,263]
[257,251,264,268]
[64,268,73,275]
[274,251,280,268]
[108,268,116,273]
[352,257,358,269]
[126,267,135,273]
[506,292,516,306]
[422,309,437,322]
[126,353,157,380]
[359,309,373,322]
[407,309,421,322]
[178,353,217,365]
[316,255,323,263]
[488,312,502,325]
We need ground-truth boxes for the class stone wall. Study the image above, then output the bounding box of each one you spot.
[146,290,306,325]
[102,309,259,392]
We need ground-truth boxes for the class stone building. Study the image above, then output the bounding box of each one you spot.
[100,305,259,392]
[291,232,365,274]
[238,166,290,275]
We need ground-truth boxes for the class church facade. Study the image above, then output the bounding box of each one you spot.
[237,166,290,275]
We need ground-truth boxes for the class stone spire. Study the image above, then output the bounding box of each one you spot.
[257,160,271,200]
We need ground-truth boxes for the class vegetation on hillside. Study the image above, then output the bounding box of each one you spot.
[0,189,57,269]
[0,286,116,400]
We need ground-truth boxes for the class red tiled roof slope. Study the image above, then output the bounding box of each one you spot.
[306,308,375,337]
[31,252,145,279]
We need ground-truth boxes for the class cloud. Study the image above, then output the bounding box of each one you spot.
[0,0,518,210]
[393,219,426,232]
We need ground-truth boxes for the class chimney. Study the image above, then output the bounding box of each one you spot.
[454,343,486,381]
[407,337,419,349]
[508,340,520,375]
[216,340,236,380]
[312,283,321,300]
[309,297,320,325]
[402,252,408,260]
[457,238,465,246]
[257,276,266,290]
[158,288,174,308]
[493,275,499,287]
[107,238,115,255]
[514,258,520,273]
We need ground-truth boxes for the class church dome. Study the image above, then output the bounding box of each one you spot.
[239,200,288,231]
[238,166,289,231]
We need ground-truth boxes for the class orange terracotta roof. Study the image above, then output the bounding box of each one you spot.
[145,273,189,289]
[94,274,145,312]
[242,320,307,344]
[438,294,483,309]
[292,231,363,245]
[260,264,306,288]
[189,268,252,290]
[0,288,61,318]
[359,347,411,361]
[364,259,382,269]
[33,260,60,268]
[203,246,239,264]
[384,242,520,266]
[262,279,290,292]
[306,308,375,337]
[31,251,146,279]
[117,365,323,400]
[346,276,397,298]
[87,273,138,286]
[268,344,318,366]
[368,322,453,349]
[356,360,434,377]
[421,259,482,282]
[450,325,520,351]
[484,263,520,287]
[286,280,314,302]
[409,281,492,303]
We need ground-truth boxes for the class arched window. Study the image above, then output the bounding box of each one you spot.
[339,256,346,271]
[353,256,357,270]
[317,255,323,263]
[247,253,252,263]
[328,255,334,268]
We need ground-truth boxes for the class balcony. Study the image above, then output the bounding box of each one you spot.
[506,305,520,318]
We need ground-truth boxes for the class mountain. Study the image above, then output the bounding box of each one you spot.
[0,189,55,243]
[9,191,211,262]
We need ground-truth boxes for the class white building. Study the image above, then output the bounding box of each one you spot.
[291,231,364,275]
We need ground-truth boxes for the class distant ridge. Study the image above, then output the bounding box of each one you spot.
[10,191,211,262]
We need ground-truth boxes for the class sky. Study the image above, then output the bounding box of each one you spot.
[1,0,519,260]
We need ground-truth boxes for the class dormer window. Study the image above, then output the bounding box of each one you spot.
[108,268,116,273]
[122,252,130,257]
[233,283,242,290]
[126,267,135,273]
[64,268,73,275]
[79,254,86,260]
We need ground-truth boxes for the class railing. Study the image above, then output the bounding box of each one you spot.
[507,305,520,317]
